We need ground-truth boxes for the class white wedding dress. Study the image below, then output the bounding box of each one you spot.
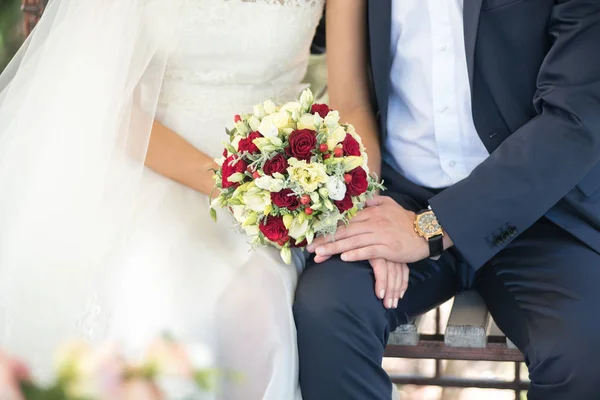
[109,2,324,398]
[0,0,324,399]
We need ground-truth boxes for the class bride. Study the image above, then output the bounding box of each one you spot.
[0,0,324,398]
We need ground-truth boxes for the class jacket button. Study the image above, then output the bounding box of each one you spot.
[508,226,517,237]
[493,236,504,246]
[501,231,510,241]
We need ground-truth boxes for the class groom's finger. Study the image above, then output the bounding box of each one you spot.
[345,207,381,224]
[307,221,376,252]
[341,244,389,263]
[314,233,376,257]
[312,254,332,264]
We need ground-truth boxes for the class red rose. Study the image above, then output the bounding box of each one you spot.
[292,238,308,248]
[346,166,369,196]
[342,134,361,157]
[288,129,317,161]
[259,216,289,242]
[311,103,331,118]
[263,154,289,176]
[222,148,228,157]
[238,131,263,154]
[271,189,300,210]
[334,193,354,212]
[221,156,248,189]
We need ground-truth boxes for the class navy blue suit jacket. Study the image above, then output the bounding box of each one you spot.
[368,0,600,268]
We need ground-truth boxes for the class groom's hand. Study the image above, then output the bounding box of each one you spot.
[307,196,431,264]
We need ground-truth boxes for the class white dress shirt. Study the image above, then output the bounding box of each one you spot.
[386,0,490,188]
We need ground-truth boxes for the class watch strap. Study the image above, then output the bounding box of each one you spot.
[429,234,444,259]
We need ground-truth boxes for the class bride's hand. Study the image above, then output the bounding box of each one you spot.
[369,258,409,310]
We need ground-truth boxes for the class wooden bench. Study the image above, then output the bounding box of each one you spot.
[385,290,528,398]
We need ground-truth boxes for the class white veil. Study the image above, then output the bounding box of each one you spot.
[0,0,182,379]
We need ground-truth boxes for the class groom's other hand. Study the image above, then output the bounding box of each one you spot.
[307,196,452,264]
[369,258,409,309]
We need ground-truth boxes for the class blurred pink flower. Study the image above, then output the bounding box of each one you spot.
[120,378,164,400]
[56,341,126,400]
[0,351,26,400]
[144,337,194,379]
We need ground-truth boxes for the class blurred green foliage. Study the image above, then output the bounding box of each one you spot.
[0,0,24,71]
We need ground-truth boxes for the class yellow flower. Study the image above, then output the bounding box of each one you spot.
[287,158,329,193]
[280,247,292,265]
[283,214,294,229]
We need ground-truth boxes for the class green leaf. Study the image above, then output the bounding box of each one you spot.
[210,208,218,222]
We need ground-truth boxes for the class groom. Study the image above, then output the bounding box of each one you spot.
[294,1,600,399]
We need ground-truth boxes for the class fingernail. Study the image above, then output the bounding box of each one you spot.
[341,253,347,261]
[393,298,399,308]
[379,289,385,299]
[387,299,393,309]
[306,245,314,252]
[315,247,325,255]
[400,290,405,299]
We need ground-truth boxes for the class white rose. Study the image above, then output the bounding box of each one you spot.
[326,177,347,201]
[270,111,291,129]
[230,205,246,224]
[297,113,316,130]
[313,210,342,232]
[330,125,347,144]
[253,104,266,119]
[281,102,302,121]
[263,99,278,114]
[299,89,315,111]
[254,175,285,192]
[289,219,309,240]
[324,110,340,129]
[243,224,260,237]
[257,115,279,138]
[287,158,329,193]
[326,137,338,151]
[248,115,261,131]
[242,188,272,212]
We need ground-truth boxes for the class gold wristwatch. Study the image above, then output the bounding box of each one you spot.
[414,208,444,259]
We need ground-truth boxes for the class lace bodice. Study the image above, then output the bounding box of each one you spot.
[158,0,325,138]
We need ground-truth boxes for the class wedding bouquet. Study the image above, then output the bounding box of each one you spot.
[210,89,384,264]
[0,338,217,400]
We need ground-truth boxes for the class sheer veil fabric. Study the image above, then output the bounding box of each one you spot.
[0,0,183,380]
[0,2,323,399]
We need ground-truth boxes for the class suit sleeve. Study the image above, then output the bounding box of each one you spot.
[428,0,600,269]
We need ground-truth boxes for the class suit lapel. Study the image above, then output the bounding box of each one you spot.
[368,0,392,138]
[463,0,483,88]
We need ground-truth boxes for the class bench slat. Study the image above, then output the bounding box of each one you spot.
[445,291,490,348]
[388,316,422,346]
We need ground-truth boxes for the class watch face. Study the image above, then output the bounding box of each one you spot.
[418,212,441,236]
